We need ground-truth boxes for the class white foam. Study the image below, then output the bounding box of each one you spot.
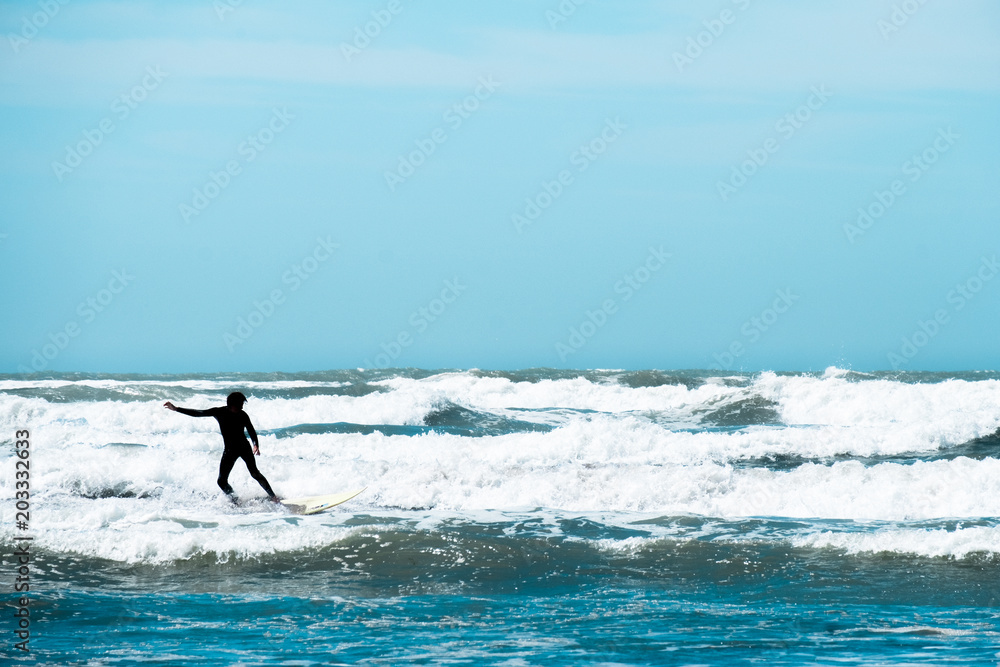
[0,379,347,390]
[376,372,737,414]
[755,371,1000,437]
[793,524,1000,559]
[20,418,998,520]
[32,496,361,564]
[5,371,998,450]
[4,372,1000,563]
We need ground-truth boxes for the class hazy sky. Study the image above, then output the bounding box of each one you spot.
[2,0,998,373]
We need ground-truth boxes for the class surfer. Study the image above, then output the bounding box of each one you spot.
[164,392,279,501]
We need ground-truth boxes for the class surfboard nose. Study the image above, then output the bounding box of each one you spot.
[279,488,366,515]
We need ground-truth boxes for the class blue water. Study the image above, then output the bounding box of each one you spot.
[2,369,1000,664]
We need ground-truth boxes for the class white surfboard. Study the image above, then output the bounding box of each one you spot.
[280,487,366,515]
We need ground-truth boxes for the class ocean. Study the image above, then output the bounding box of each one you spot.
[2,368,999,665]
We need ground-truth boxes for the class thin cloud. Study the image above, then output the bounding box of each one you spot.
[0,2,997,109]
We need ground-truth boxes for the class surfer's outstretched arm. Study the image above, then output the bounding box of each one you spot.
[163,402,212,417]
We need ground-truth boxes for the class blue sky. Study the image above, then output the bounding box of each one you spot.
[1,0,998,373]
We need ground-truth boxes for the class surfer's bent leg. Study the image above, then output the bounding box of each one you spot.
[217,449,238,495]
[240,448,277,498]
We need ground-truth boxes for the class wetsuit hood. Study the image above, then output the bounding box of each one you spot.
[227,391,247,409]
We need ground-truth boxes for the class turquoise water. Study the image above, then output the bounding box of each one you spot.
[3,369,1000,664]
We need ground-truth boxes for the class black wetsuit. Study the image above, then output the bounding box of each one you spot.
[175,406,276,498]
